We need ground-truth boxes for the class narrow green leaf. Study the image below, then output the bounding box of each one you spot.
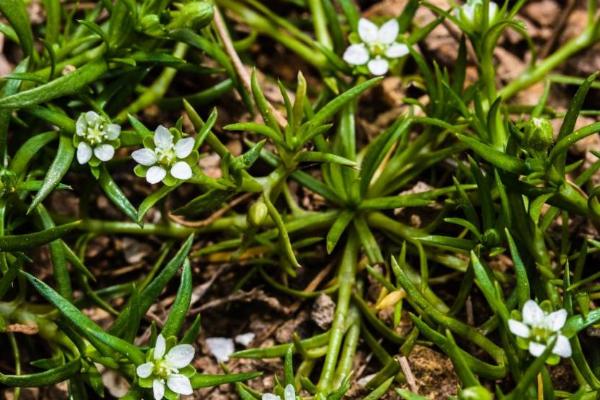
[0,0,34,57]
[99,166,138,223]
[0,221,80,251]
[0,359,81,387]
[191,371,262,388]
[162,259,193,338]
[326,210,353,254]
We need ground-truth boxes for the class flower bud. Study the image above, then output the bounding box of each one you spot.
[168,1,214,31]
[248,201,268,228]
[140,14,164,37]
[459,386,493,400]
[525,117,554,153]
[454,0,498,33]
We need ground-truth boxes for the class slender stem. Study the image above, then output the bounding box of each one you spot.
[308,0,333,49]
[333,305,360,388]
[316,231,358,395]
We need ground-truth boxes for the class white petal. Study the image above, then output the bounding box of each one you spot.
[205,337,234,363]
[284,384,295,400]
[85,111,100,125]
[154,125,173,150]
[377,19,399,44]
[553,335,572,358]
[386,43,409,58]
[106,123,121,140]
[153,379,165,400]
[528,341,546,357]
[94,144,115,162]
[170,161,192,180]
[522,300,545,327]
[545,309,567,332]
[136,362,154,378]
[77,142,92,165]
[166,374,193,395]
[262,394,281,400]
[234,332,256,347]
[132,148,157,166]
[165,344,195,369]
[358,18,379,44]
[76,114,87,136]
[174,137,194,159]
[462,4,475,22]
[154,334,166,360]
[367,58,389,76]
[147,166,167,184]
[343,44,370,66]
[508,319,530,338]
[488,2,498,21]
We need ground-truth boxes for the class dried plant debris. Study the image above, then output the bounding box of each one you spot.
[1,0,600,399]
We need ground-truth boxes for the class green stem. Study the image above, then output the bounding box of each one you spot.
[307,0,333,49]
[333,305,360,388]
[316,231,358,395]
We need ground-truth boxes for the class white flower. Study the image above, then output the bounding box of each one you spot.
[136,334,195,400]
[132,125,195,184]
[454,0,499,32]
[262,384,296,400]
[75,111,121,165]
[343,18,409,76]
[508,300,572,360]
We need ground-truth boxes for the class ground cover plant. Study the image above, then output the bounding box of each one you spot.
[1,0,600,398]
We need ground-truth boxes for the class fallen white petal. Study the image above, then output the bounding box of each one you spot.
[94,144,115,162]
[358,18,378,44]
[154,334,167,360]
[284,384,295,400]
[262,394,281,400]
[522,300,545,327]
[174,137,195,159]
[357,373,377,387]
[132,148,157,166]
[386,43,409,58]
[106,123,121,140]
[77,142,93,165]
[553,335,572,358]
[343,44,370,66]
[167,374,193,395]
[377,19,399,44]
[136,362,153,379]
[153,378,165,400]
[154,125,173,150]
[165,344,195,369]
[205,337,234,363]
[545,309,567,332]
[528,341,546,357]
[147,166,167,185]
[508,319,530,338]
[170,161,192,180]
[234,332,256,347]
[367,58,389,76]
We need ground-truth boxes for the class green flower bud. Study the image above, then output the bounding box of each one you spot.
[525,117,554,153]
[140,14,164,37]
[168,1,214,31]
[248,201,268,228]
[454,0,499,33]
[459,386,493,400]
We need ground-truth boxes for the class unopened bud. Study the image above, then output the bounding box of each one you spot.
[525,117,554,153]
[248,201,268,228]
[168,1,214,31]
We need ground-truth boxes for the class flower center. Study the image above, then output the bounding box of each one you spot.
[156,147,176,166]
[530,326,552,343]
[84,123,108,145]
[154,360,178,379]
[369,42,387,57]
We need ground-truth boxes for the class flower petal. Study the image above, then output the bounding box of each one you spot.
[174,137,195,158]
[488,2,499,21]
[154,334,166,360]
[154,125,173,150]
[136,362,154,378]
[284,384,295,400]
[358,18,378,44]
[147,166,167,184]
[94,144,115,162]
[167,374,193,395]
[76,114,87,136]
[153,379,165,400]
[528,341,546,357]
[522,300,545,327]
[545,309,567,332]
[553,335,572,358]
[234,332,256,347]
[343,44,370,66]
[106,123,121,140]
[165,344,195,369]
[205,337,235,363]
[377,19,399,44]
[367,58,389,76]
[385,43,409,58]
[77,142,92,165]
[170,161,192,180]
[85,111,100,125]
[132,148,157,166]
[262,394,281,400]
[508,319,530,338]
